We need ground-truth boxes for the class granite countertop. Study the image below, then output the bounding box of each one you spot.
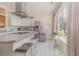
[0,32,36,43]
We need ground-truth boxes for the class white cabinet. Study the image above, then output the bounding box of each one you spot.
[21,18,27,26]
[25,19,31,26]
[9,14,35,26]
[21,18,35,26]
[10,15,18,26]
[17,17,21,26]
[9,15,21,26]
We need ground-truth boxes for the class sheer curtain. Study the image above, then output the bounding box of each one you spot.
[68,3,79,56]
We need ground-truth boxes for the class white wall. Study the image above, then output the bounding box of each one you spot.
[26,2,53,40]
[39,17,53,40]
[26,2,53,18]
[32,14,53,40]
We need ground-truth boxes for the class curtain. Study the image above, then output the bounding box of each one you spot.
[68,3,79,56]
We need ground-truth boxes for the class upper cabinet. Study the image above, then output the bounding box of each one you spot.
[7,2,35,26]
[8,14,21,26]
[8,14,35,26]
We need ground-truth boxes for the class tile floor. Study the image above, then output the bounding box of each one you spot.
[34,40,58,56]
[15,40,58,56]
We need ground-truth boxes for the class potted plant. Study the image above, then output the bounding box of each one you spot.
[53,32,58,39]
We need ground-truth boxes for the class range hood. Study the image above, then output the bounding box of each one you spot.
[11,2,30,18]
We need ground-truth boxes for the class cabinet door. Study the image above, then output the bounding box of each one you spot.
[10,15,21,26]
[26,19,31,26]
[21,18,31,26]
[21,18,27,26]
[17,16,21,26]
[10,15,17,26]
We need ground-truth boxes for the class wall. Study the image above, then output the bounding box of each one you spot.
[26,2,53,18]
[0,2,15,12]
[33,14,53,40]
[26,2,53,40]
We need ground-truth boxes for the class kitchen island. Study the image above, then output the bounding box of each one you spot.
[0,31,37,56]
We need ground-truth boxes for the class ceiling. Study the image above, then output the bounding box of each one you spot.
[0,2,55,18]
[26,2,54,18]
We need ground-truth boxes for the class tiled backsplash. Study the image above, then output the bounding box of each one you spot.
[6,26,38,32]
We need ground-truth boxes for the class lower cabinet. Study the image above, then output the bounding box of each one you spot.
[26,40,37,56]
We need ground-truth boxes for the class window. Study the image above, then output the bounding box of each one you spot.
[55,4,68,39]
